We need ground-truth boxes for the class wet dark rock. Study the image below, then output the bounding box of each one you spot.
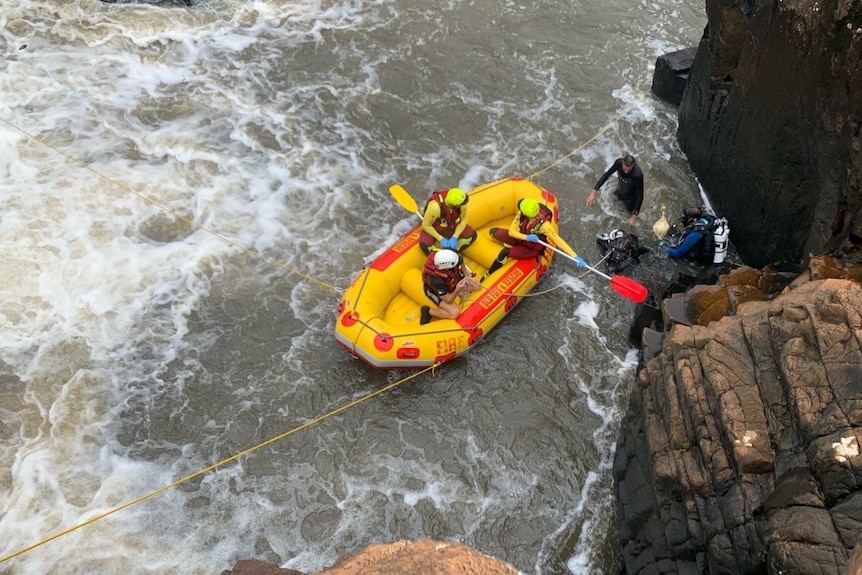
[651,47,697,106]
[629,271,720,348]
[675,0,862,269]
[640,328,664,364]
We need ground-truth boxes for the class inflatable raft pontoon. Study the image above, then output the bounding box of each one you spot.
[335,177,564,369]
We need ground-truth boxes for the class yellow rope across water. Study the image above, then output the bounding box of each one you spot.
[528,103,637,185]
[518,101,640,281]
[0,114,340,293]
[0,363,440,565]
[0,98,630,564]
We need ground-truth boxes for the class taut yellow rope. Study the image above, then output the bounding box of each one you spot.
[0,364,439,564]
[528,103,638,184]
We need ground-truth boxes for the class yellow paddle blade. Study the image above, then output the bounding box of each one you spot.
[652,204,670,240]
[389,184,420,215]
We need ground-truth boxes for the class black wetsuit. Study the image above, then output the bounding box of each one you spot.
[593,158,645,215]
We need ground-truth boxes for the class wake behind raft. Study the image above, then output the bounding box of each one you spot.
[335,177,563,369]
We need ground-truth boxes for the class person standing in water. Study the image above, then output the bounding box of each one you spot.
[586,154,644,226]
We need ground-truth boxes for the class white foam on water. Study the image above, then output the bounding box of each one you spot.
[0,1,391,573]
[570,298,602,331]
[0,0,705,573]
[516,271,643,574]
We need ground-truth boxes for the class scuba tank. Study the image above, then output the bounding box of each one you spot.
[712,218,729,264]
[652,204,670,239]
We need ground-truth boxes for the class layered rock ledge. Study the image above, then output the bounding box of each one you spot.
[614,259,862,574]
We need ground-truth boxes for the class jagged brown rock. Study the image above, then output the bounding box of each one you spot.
[221,540,524,575]
[319,539,523,575]
[614,260,862,574]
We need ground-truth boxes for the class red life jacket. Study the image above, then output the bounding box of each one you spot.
[518,204,553,247]
[422,251,464,293]
[424,190,463,235]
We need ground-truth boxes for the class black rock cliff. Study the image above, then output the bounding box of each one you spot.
[676,0,862,268]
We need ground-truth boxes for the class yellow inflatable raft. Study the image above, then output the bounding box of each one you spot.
[336,177,563,369]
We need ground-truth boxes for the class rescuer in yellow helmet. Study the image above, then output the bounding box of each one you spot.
[418,187,477,254]
[482,197,586,281]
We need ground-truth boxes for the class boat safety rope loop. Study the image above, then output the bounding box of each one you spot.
[347,276,593,341]
[0,115,339,293]
[0,364,439,565]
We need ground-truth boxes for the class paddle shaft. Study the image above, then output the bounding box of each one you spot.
[537,240,610,279]
[538,240,648,303]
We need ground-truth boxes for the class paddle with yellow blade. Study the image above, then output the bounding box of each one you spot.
[388,184,475,274]
[389,184,423,218]
[537,240,649,303]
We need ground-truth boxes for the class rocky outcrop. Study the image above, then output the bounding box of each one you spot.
[651,47,697,107]
[676,0,862,268]
[614,259,862,574]
[220,540,524,575]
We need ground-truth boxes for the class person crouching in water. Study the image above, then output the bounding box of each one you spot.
[482,198,587,281]
[419,249,482,325]
[658,206,716,264]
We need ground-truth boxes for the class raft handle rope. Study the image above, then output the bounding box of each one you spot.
[344,262,611,342]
